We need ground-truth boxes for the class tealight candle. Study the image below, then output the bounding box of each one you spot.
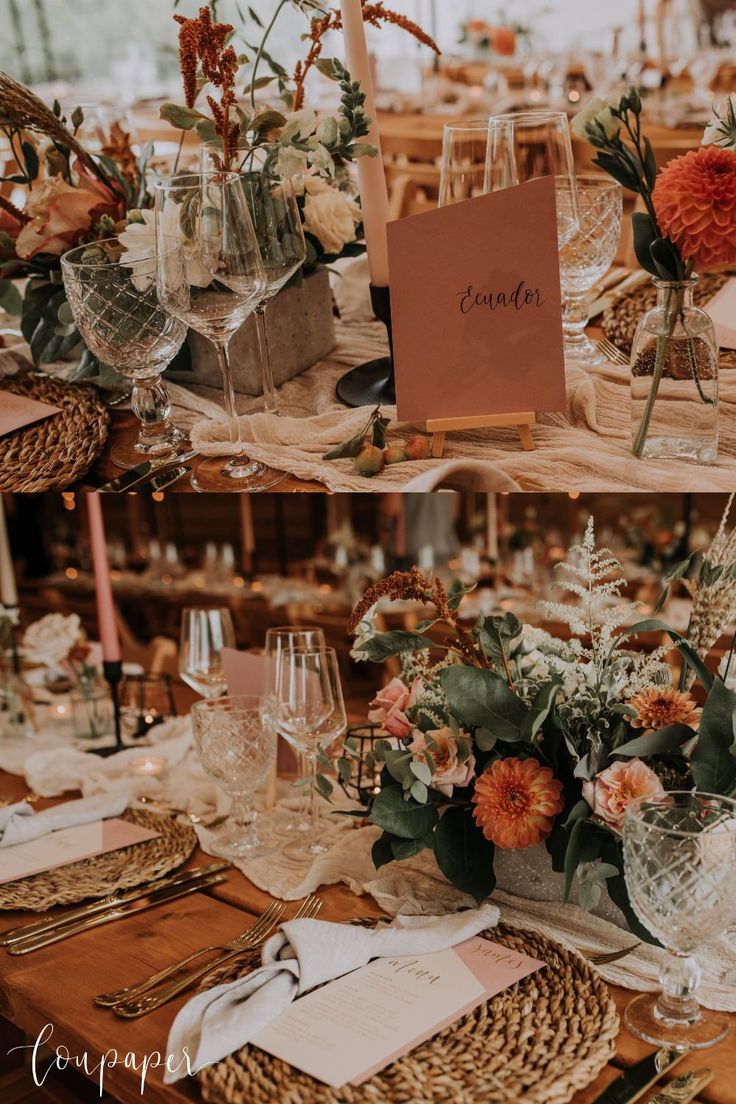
[130,755,167,779]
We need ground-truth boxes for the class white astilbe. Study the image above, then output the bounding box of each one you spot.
[686,494,736,669]
[538,518,641,673]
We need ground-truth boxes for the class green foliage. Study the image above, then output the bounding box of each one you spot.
[439,666,528,742]
[434,807,495,904]
[369,786,439,840]
[691,679,736,793]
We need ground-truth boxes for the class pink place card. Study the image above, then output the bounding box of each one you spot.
[0,818,160,885]
[387,176,567,423]
[0,391,61,438]
[705,277,736,350]
[252,935,545,1088]
[221,648,271,695]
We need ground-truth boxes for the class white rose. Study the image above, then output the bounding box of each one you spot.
[119,199,213,292]
[571,97,622,141]
[22,613,81,669]
[302,178,362,256]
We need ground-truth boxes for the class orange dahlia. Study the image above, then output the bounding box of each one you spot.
[653,146,736,270]
[471,758,564,850]
[629,686,699,730]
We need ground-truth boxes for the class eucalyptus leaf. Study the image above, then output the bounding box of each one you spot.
[439,666,527,742]
[369,786,438,839]
[356,631,437,662]
[691,678,736,793]
[434,806,495,904]
[614,724,694,758]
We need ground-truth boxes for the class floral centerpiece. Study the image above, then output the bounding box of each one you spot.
[21,612,99,688]
[342,516,736,939]
[572,89,736,460]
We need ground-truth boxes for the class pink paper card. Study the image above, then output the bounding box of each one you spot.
[387,176,566,423]
[0,817,160,885]
[705,277,736,349]
[253,935,545,1088]
[221,648,271,695]
[0,391,61,438]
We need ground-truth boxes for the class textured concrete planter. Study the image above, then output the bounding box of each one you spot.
[168,267,336,396]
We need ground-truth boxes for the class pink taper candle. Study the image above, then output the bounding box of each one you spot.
[339,0,391,287]
[86,494,121,663]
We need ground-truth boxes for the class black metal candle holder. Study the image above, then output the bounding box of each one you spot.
[89,658,124,758]
[335,285,395,408]
[338,723,387,809]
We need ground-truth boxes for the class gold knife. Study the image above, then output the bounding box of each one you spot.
[649,1069,714,1103]
[0,862,229,947]
[592,1049,690,1104]
[7,872,227,954]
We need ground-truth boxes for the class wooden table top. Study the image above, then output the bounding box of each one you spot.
[1,767,734,1104]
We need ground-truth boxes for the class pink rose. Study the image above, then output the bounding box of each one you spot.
[15,171,121,260]
[368,676,422,740]
[582,758,665,832]
[409,726,476,797]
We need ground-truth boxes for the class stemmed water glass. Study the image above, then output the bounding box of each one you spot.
[486,111,580,247]
[438,121,493,208]
[179,607,236,699]
[271,646,346,859]
[265,626,326,835]
[154,171,285,493]
[61,240,188,468]
[559,176,622,365]
[201,144,309,417]
[623,792,736,1049]
[191,694,277,857]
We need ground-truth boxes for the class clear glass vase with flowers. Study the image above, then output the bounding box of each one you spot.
[572,89,736,462]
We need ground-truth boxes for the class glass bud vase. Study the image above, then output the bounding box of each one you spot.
[630,276,719,462]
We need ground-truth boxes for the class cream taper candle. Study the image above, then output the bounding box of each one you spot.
[340,0,391,287]
[87,494,121,664]
[0,495,17,608]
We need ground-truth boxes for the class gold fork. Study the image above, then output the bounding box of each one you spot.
[111,895,322,1018]
[581,941,640,966]
[596,338,630,367]
[95,899,286,1008]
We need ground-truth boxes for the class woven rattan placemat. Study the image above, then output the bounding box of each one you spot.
[602,270,736,369]
[0,374,109,492]
[196,922,619,1104]
[0,810,196,912]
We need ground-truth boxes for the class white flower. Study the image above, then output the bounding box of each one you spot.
[281,110,318,144]
[703,95,736,151]
[119,200,212,292]
[22,613,81,669]
[302,177,361,256]
[350,609,377,662]
[571,97,622,141]
[306,141,336,177]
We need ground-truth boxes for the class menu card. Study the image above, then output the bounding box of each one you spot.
[387,176,566,423]
[0,818,160,885]
[705,278,736,349]
[0,391,61,438]
[221,647,271,695]
[253,935,544,1088]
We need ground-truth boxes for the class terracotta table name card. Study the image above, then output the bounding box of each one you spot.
[388,177,567,454]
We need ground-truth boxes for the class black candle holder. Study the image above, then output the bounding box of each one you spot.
[338,723,386,809]
[335,284,395,408]
[89,659,124,758]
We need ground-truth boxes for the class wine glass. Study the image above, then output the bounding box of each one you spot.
[179,607,235,699]
[487,111,580,247]
[438,121,493,208]
[265,626,326,835]
[154,172,285,493]
[61,240,188,468]
[191,694,277,856]
[559,176,623,365]
[623,791,736,1049]
[201,144,309,417]
[272,646,346,858]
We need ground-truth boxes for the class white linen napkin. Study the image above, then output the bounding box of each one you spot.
[0,792,129,848]
[165,902,499,1082]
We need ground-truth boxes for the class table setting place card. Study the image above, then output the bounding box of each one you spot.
[0,391,61,438]
[252,935,544,1088]
[0,818,160,885]
[387,176,566,424]
[705,277,736,349]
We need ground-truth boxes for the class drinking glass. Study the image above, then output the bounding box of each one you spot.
[179,607,236,699]
[201,144,309,417]
[623,792,736,1049]
[265,626,326,835]
[438,121,492,208]
[272,646,346,858]
[191,694,277,856]
[61,240,188,468]
[487,112,580,247]
[559,176,622,365]
[154,172,285,493]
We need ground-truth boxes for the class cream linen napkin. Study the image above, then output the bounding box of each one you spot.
[164,903,499,1082]
[0,792,129,848]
